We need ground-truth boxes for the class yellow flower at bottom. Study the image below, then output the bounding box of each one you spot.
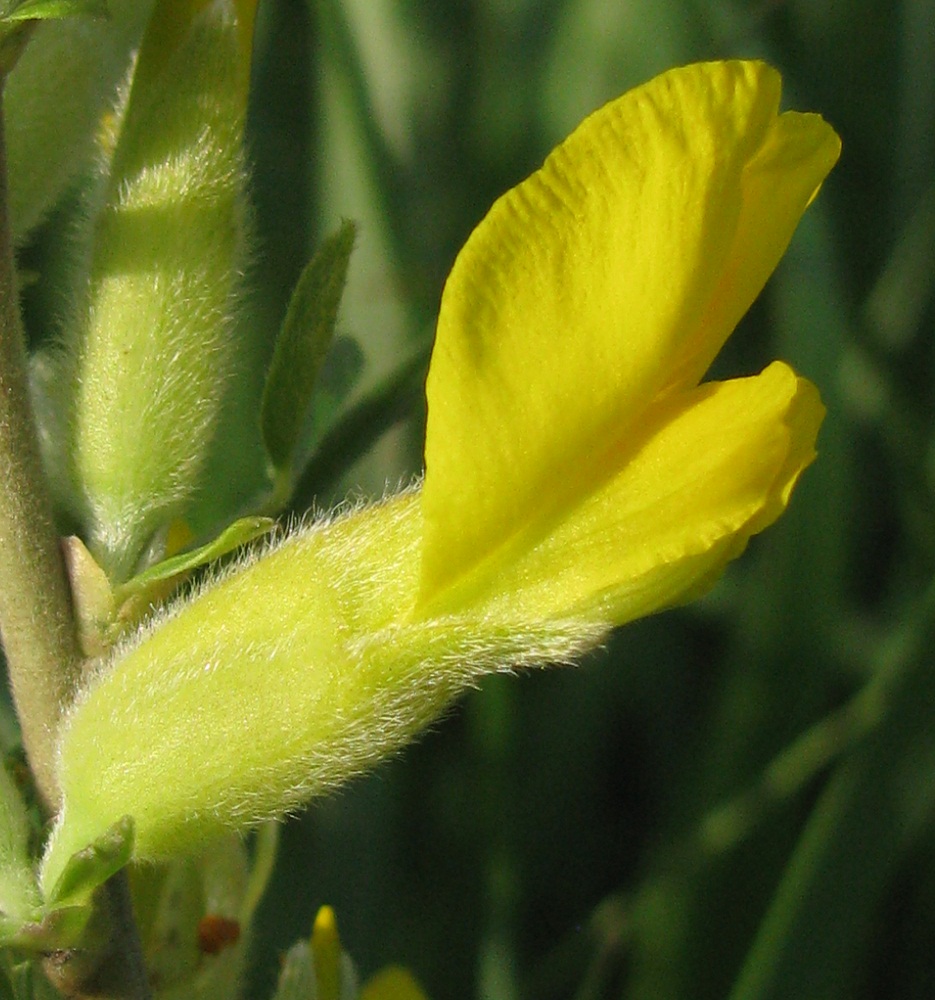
[41,60,840,894]
[360,967,428,1000]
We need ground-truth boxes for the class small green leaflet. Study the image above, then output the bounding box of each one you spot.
[261,221,357,473]
[113,515,276,609]
[43,816,134,911]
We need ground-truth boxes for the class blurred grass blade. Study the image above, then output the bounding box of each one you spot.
[864,178,935,351]
[261,221,357,472]
[317,0,411,284]
[727,587,935,1000]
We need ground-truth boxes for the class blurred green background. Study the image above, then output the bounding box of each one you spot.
[235,1,935,998]
[18,0,935,997]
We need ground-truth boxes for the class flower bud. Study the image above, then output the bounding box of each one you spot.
[44,0,256,580]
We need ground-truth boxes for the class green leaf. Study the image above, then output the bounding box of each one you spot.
[261,220,357,472]
[112,515,276,610]
[1,0,108,22]
[44,815,133,910]
[0,759,40,932]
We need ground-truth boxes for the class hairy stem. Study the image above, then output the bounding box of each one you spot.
[0,95,81,810]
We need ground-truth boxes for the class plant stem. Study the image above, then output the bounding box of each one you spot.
[0,94,82,810]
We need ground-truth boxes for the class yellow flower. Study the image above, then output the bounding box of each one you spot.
[419,58,838,623]
[41,60,840,893]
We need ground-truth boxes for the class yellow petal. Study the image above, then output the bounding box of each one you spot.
[421,60,839,604]
[443,361,823,625]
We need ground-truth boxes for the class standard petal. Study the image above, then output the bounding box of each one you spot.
[421,60,839,604]
[434,361,823,625]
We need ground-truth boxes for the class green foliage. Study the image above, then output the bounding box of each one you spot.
[0,954,61,1000]
[262,220,357,475]
[111,516,275,616]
